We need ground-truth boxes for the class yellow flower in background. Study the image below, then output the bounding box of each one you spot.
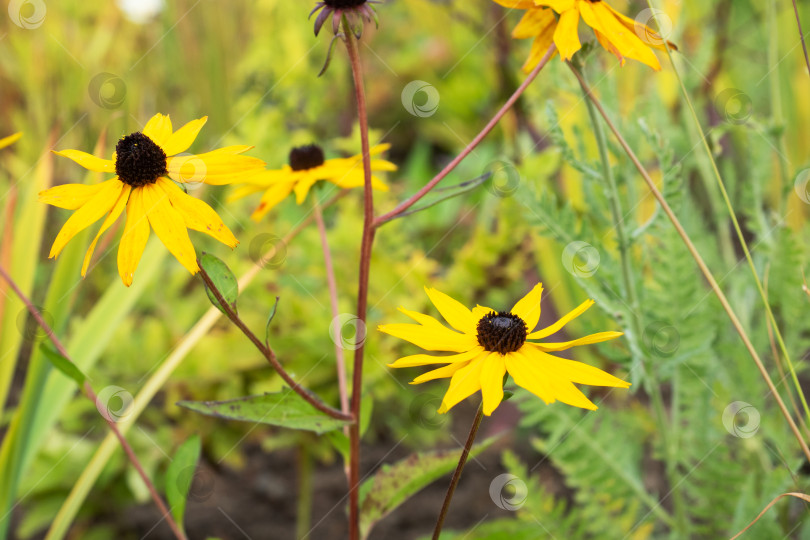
[40,113,265,286]
[0,132,22,149]
[230,143,395,221]
[493,0,676,71]
[380,284,629,416]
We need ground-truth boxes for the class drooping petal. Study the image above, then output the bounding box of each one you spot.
[526,344,630,388]
[510,282,543,332]
[513,7,556,39]
[48,180,124,258]
[580,1,661,70]
[157,178,238,248]
[397,307,450,329]
[438,355,486,413]
[117,187,151,287]
[480,353,507,415]
[292,172,319,204]
[378,322,478,353]
[52,149,116,173]
[532,0,576,12]
[553,8,582,60]
[161,116,208,156]
[528,299,594,340]
[81,184,131,276]
[504,349,556,405]
[329,170,390,192]
[411,362,470,384]
[605,2,677,52]
[521,15,558,72]
[0,132,22,149]
[250,182,296,221]
[142,113,173,148]
[39,181,109,209]
[519,345,599,409]
[424,287,477,334]
[533,331,624,351]
[388,347,484,368]
[140,183,199,275]
[167,151,266,185]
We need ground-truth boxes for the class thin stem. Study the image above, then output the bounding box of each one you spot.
[312,196,350,419]
[342,24,374,540]
[196,263,353,422]
[296,441,314,540]
[576,64,687,538]
[374,44,556,227]
[791,0,810,78]
[432,404,484,540]
[0,264,187,540]
[569,66,810,463]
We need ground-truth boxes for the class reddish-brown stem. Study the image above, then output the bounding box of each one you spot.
[0,264,188,540]
[312,196,350,420]
[196,263,353,423]
[432,404,484,540]
[791,0,810,79]
[342,24,374,540]
[374,44,556,227]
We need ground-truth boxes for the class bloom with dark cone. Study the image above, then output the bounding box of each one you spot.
[380,284,630,416]
[311,0,380,37]
[493,0,677,72]
[40,113,266,286]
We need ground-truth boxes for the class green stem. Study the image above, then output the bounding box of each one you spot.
[296,442,314,540]
[576,65,687,538]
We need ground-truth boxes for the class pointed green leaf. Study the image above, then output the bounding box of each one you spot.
[165,434,201,533]
[199,252,238,315]
[358,436,497,539]
[39,346,87,387]
[177,389,350,434]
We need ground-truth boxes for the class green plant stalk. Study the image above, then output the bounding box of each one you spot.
[577,67,688,538]
[570,64,810,463]
[644,0,810,426]
[296,442,314,540]
[767,0,791,204]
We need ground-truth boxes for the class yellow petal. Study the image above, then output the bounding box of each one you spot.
[527,345,630,388]
[52,149,116,173]
[40,182,108,210]
[378,322,478,352]
[533,0,575,12]
[472,305,496,321]
[387,347,484,368]
[161,116,208,156]
[424,287,476,334]
[250,182,296,221]
[522,19,559,73]
[142,113,173,148]
[439,355,486,413]
[528,299,594,340]
[293,172,319,204]
[141,183,199,275]
[513,7,556,39]
[553,8,582,60]
[157,178,238,248]
[581,1,661,70]
[606,3,677,52]
[81,185,131,276]
[480,353,507,416]
[117,188,151,287]
[533,331,624,351]
[0,132,22,149]
[492,0,536,8]
[167,152,266,185]
[510,283,543,332]
[48,180,124,258]
[411,362,469,384]
[504,349,556,404]
[330,170,390,192]
[397,307,449,328]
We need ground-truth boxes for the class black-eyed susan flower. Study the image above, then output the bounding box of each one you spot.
[310,0,379,37]
[40,113,265,286]
[229,143,395,221]
[0,132,22,149]
[493,0,675,71]
[380,284,629,416]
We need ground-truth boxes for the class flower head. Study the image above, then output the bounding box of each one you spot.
[379,284,629,416]
[0,132,22,150]
[230,143,395,221]
[493,0,676,72]
[311,0,379,37]
[40,113,266,286]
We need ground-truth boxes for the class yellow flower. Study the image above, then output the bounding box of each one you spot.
[379,284,629,416]
[40,113,265,286]
[493,0,675,72]
[230,143,395,221]
[0,132,22,149]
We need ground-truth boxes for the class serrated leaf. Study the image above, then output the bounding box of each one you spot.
[39,346,86,386]
[199,252,238,315]
[177,388,350,434]
[165,434,201,533]
[359,436,497,539]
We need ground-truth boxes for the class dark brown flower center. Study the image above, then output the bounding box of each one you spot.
[115,132,168,187]
[476,311,527,355]
[324,0,366,7]
[289,144,325,171]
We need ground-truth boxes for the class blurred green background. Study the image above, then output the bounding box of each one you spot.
[1,0,810,538]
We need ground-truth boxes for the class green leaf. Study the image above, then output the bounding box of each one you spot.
[358,436,497,539]
[265,296,280,347]
[39,346,86,387]
[178,388,350,434]
[165,434,201,533]
[199,252,238,315]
